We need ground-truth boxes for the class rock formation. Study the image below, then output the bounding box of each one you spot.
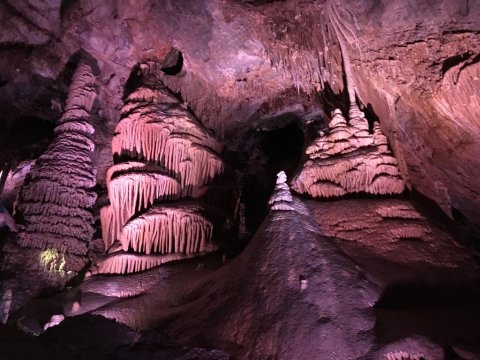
[98,66,229,274]
[268,171,294,211]
[0,1,479,359]
[292,106,405,198]
[3,60,97,299]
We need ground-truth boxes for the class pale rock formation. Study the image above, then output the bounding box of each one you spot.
[120,203,214,255]
[43,314,65,331]
[268,171,295,211]
[375,336,444,360]
[99,75,228,274]
[292,106,405,198]
[385,351,425,360]
[0,204,16,232]
[111,86,223,190]
[100,161,181,249]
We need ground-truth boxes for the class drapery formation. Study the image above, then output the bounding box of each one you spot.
[292,105,404,198]
[14,60,97,278]
[99,74,228,274]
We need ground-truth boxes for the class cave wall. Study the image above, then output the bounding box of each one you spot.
[0,1,479,358]
[347,0,480,231]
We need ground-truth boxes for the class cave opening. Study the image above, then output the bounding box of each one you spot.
[232,118,305,238]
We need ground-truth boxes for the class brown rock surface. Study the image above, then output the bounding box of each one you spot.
[308,198,478,274]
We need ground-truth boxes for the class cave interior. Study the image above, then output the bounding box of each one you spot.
[0,0,480,359]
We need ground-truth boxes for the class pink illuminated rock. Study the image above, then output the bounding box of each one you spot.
[99,68,229,274]
[292,106,405,198]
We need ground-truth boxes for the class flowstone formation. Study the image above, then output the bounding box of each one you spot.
[294,103,477,271]
[98,67,230,274]
[292,105,405,197]
[4,60,97,293]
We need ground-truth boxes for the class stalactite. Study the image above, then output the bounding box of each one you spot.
[120,204,214,255]
[1,289,12,325]
[292,108,404,198]
[60,62,97,122]
[99,69,231,274]
[375,205,423,220]
[96,251,209,275]
[54,120,95,136]
[390,226,428,240]
[385,351,425,360]
[15,60,97,269]
[112,112,223,187]
[100,162,182,248]
[326,0,360,106]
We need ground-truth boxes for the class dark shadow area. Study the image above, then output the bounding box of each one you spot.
[407,187,480,253]
[225,119,304,240]
[123,64,143,100]
[315,81,349,119]
[261,121,304,178]
[374,281,480,350]
[160,48,184,76]
[0,116,54,165]
[441,52,471,75]
[60,0,77,19]
[362,102,379,133]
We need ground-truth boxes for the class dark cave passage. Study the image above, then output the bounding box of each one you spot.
[374,281,480,355]
[260,121,304,179]
[230,119,305,238]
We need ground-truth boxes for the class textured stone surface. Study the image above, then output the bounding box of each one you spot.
[98,64,232,274]
[292,106,405,198]
[308,198,478,273]
[0,0,479,358]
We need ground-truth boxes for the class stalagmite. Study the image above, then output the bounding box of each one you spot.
[268,171,295,211]
[292,108,404,198]
[100,67,230,274]
[15,60,97,269]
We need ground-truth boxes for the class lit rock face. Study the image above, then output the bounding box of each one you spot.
[309,198,477,271]
[11,60,97,286]
[347,0,480,229]
[292,105,404,198]
[98,68,228,274]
